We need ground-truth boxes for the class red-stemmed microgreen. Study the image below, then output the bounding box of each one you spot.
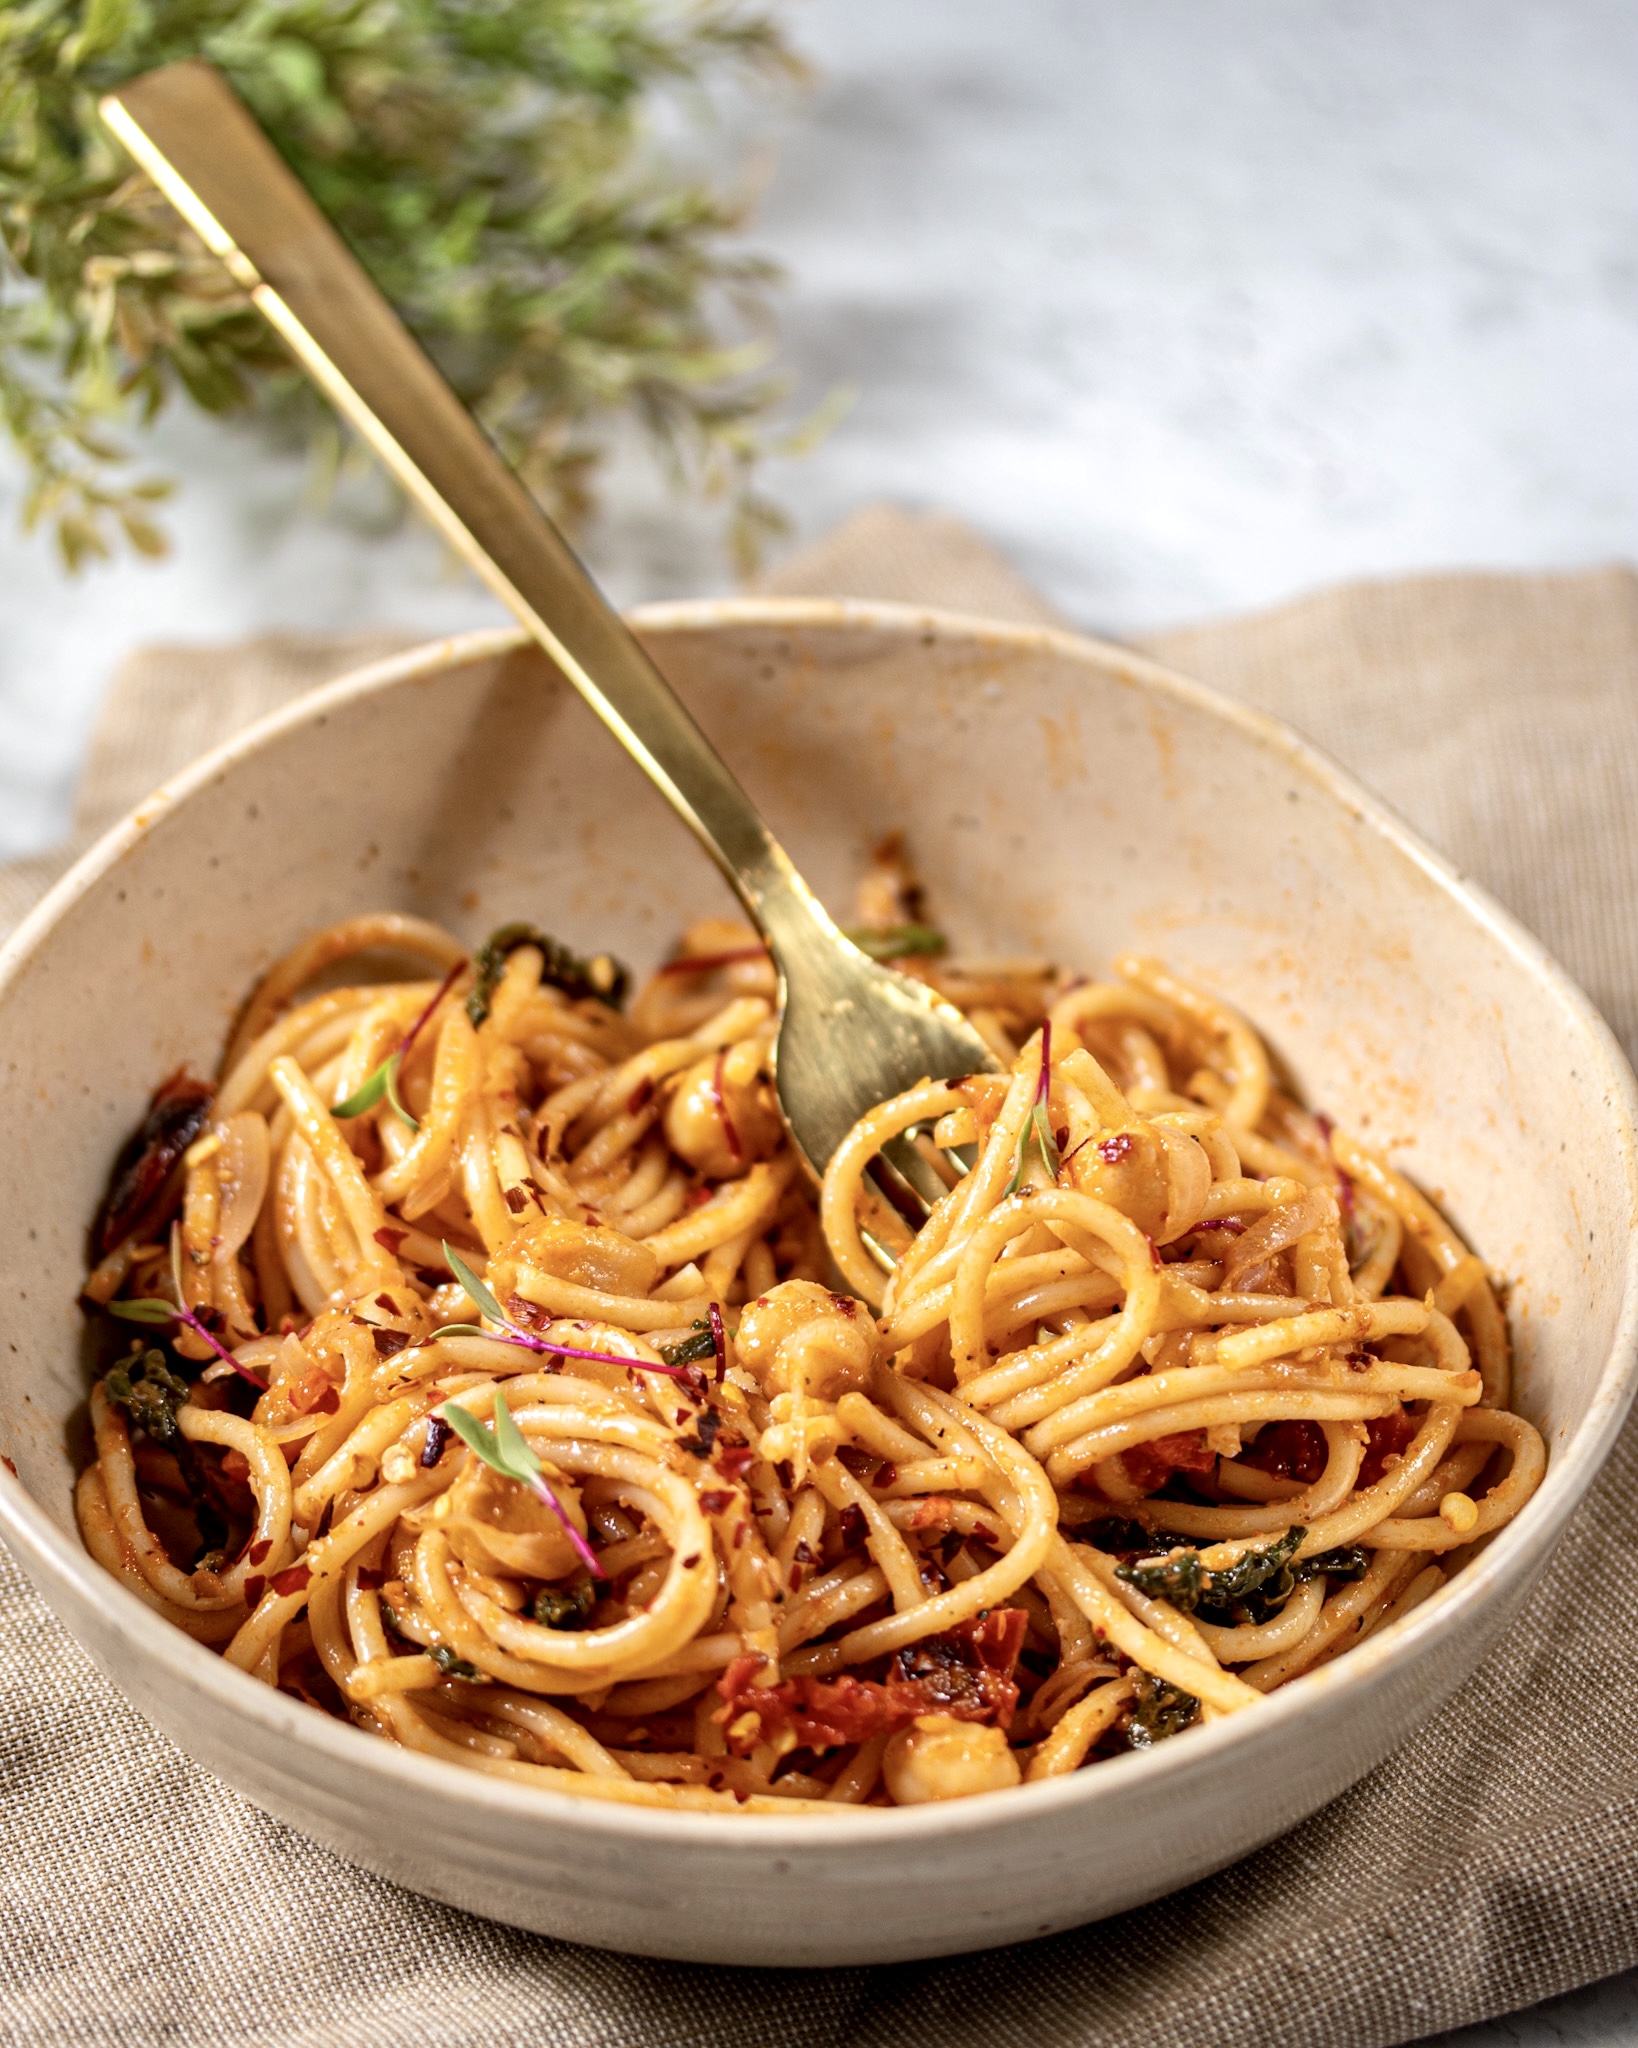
[434,1242,705,1387]
[439,1391,605,1580]
[1007,1019,1061,1196]
[107,1296,268,1390]
[333,960,464,1132]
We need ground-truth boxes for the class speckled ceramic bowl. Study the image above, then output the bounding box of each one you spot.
[2,601,1634,1966]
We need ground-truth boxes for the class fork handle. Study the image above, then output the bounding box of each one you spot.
[102,62,814,934]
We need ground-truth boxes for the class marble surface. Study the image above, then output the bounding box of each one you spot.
[1,2,1635,2038]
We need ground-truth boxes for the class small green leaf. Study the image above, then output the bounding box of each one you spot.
[490,1392,543,1483]
[427,1642,483,1680]
[442,1242,506,1327]
[107,1297,178,1325]
[332,1062,391,1120]
[440,1399,508,1475]
[382,1054,419,1132]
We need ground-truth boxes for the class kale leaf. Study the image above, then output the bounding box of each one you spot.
[534,1580,597,1631]
[103,1348,190,1449]
[467,923,628,1025]
[1126,1673,1200,1748]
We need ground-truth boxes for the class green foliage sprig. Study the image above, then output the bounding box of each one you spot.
[0,0,805,570]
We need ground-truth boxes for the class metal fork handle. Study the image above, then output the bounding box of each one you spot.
[101,61,821,948]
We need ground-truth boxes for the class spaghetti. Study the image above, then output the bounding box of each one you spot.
[76,891,1544,1811]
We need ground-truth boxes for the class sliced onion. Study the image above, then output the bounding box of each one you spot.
[214,1110,271,1266]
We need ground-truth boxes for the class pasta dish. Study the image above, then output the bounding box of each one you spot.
[76,863,1545,1812]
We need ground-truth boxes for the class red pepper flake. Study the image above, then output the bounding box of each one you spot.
[0,1456,15,1480]
[247,1538,272,1567]
[732,1520,748,1549]
[371,1328,410,1359]
[713,1439,755,1483]
[271,1563,312,1598]
[839,1504,867,1549]
[626,1077,655,1116]
[699,1489,734,1516]
[374,1226,408,1254]
[792,1540,816,1565]
[503,1184,530,1215]
[357,1567,384,1592]
[686,1185,714,1210]
[972,1523,998,1546]
[680,1552,703,1570]
[871,1462,900,1490]
[828,1294,857,1319]
[908,1498,954,1532]
[372,1293,397,1314]
[243,1574,266,1606]
[711,1048,743,1164]
[421,1415,451,1467]
[1098,1132,1136,1165]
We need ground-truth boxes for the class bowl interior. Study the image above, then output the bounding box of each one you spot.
[1,601,1632,1581]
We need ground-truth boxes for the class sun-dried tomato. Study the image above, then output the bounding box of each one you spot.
[97,1069,214,1254]
[1240,1419,1329,1486]
[1123,1429,1220,1492]
[1359,1405,1420,1487]
[716,1610,1027,1756]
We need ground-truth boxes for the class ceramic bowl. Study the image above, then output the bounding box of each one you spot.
[2,601,1635,1967]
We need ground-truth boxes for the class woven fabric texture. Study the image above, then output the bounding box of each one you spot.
[2,514,1635,2047]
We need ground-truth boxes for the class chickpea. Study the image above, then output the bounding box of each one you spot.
[735,1279,874,1404]
[664,1038,783,1179]
[883,1716,1023,1804]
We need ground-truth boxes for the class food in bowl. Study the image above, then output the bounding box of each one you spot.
[76,865,1545,1813]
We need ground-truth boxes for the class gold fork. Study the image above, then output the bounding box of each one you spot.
[101,63,998,1229]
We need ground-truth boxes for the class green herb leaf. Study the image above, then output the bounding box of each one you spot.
[843,924,949,962]
[104,1349,190,1449]
[333,1050,418,1130]
[467,924,630,1026]
[381,1055,419,1132]
[1126,1673,1200,1749]
[106,1297,180,1325]
[534,1580,597,1630]
[491,1392,544,1485]
[331,1061,391,1120]
[442,1243,507,1328]
[427,1643,483,1680]
[660,1320,717,1370]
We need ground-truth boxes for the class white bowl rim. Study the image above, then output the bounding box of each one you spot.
[3,594,1635,1852]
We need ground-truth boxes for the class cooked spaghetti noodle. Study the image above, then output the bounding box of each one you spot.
[76,884,1544,1811]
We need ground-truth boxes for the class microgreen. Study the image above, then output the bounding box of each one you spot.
[439,1393,604,1580]
[333,961,465,1131]
[467,924,629,1027]
[1007,1021,1061,1196]
[436,1242,703,1385]
[107,1298,267,1390]
[843,924,949,963]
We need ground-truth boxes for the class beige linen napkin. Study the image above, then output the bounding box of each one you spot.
[4,511,1637,2048]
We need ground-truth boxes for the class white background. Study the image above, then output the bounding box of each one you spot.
[1,6,1636,2033]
